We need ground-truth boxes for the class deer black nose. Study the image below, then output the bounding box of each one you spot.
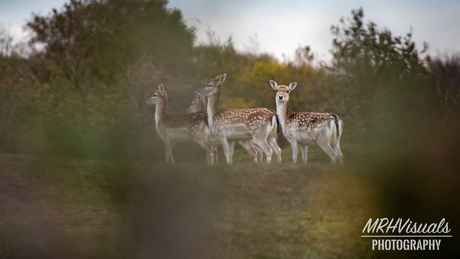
[279,95,284,100]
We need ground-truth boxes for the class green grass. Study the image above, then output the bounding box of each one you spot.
[0,146,388,258]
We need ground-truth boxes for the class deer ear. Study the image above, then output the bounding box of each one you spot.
[217,74,226,84]
[158,84,165,93]
[288,82,297,91]
[269,80,278,90]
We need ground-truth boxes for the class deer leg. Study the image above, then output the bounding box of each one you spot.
[163,139,170,163]
[267,134,281,163]
[164,139,175,163]
[207,133,218,164]
[164,146,170,163]
[300,144,308,164]
[169,141,176,163]
[289,140,299,163]
[252,141,264,163]
[228,141,235,163]
[332,142,343,165]
[194,138,215,166]
[208,141,217,166]
[217,136,232,165]
[213,145,218,164]
[239,141,258,163]
[252,137,273,164]
[317,141,338,164]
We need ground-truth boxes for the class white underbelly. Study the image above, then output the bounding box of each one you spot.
[298,137,318,146]
[221,124,252,141]
[226,132,252,141]
[168,130,193,141]
[285,130,318,146]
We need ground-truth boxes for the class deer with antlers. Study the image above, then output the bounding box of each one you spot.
[146,84,216,165]
[196,74,281,165]
[270,80,343,164]
[187,93,265,163]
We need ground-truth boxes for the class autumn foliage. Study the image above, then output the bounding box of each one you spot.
[0,2,459,159]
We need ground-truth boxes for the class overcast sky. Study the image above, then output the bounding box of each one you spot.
[1,0,459,62]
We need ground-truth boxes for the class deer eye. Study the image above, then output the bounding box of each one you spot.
[286,91,290,93]
[153,95,157,97]
[275,90,278,92]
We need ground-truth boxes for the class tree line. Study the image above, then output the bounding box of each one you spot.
[1,1,459,160]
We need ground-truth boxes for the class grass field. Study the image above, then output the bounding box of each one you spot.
[0,144,456,258]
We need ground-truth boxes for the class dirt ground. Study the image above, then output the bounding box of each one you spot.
[4,146,456,259]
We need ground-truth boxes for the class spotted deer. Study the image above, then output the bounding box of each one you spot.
[187,93,264,163]
[270,80,343,164]
[146,84,216,165]
[196,74,281,165]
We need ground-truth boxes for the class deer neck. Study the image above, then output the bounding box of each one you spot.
[276,100,292,129]
[199,98,206,113]
[206,86,221,126]
[155,98,168,128]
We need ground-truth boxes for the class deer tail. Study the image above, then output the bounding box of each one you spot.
[328,112,340,146]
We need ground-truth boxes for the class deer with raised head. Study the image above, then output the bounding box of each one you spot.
[196,74,281,165]
[187,93,264,163]
[146,84,215,165]
[270,80,343,164]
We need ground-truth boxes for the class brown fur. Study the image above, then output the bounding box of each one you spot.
[186,93,265,163]
[271,80,343,164]
[146,85,215,165]
[197,74,282,164]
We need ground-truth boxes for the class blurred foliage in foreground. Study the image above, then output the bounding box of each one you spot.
[0,2,459,160]
[1,3,460,258]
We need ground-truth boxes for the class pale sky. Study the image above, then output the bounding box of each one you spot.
[1,0,459,62]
